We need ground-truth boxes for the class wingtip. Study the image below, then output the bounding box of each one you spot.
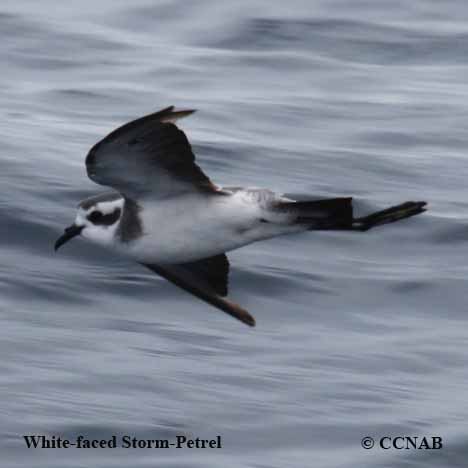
[245,315,256,327]
[227,300,256,327]
[158,107,197,123]
[173,108,197,118]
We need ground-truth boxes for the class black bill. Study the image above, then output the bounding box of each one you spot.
[54,224,83,251]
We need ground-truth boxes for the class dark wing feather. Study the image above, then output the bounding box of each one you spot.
[142,259,255,327]
[86,106,218,200]
[178,254,230,297]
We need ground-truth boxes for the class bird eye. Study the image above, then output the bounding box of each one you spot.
[87,208,121,226]
[88,211,103,223]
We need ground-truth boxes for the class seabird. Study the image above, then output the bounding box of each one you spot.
[55,106,427,327]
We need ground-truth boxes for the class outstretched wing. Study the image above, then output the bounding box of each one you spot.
[176,254,230,297]
[86,106,218,201]
[142,255,255,327]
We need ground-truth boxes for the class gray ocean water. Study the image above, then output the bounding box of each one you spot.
[2,1,468,467]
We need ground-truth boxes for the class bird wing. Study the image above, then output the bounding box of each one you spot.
[86,106,218,201]
[176,254,230,297]
[142,255,255,327]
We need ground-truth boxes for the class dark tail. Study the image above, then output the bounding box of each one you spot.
[278,198,426,231]
[278,197,353,229]
[350,201,427,231]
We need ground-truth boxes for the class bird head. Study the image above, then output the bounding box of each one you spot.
[55,196,124,251]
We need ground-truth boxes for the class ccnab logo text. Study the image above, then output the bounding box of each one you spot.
[379,437,442,450]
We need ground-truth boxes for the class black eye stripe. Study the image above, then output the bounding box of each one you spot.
[87,208,121,226]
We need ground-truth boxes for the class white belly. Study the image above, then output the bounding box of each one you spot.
[117,192,264,263]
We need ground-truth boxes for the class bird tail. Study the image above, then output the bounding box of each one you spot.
[277,198,426,231]
[350,201,427,231]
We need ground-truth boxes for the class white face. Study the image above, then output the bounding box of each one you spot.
[74,198,125,247]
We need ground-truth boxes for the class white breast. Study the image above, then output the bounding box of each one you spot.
[113,188,292,264]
